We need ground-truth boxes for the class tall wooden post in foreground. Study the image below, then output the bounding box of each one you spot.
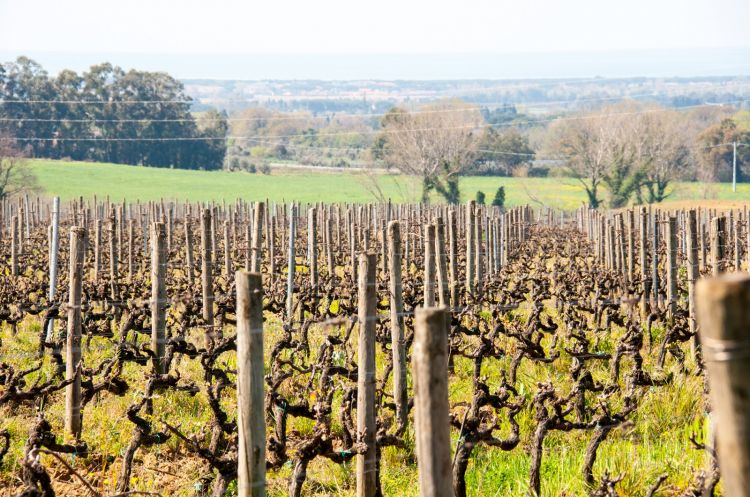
[357,253,377,497]
[412,306,453,497]
[696,274,750,497]
[236,271,266,497]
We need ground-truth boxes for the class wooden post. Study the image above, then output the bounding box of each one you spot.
[627,209,635,287]
[640,208,651,319]
[475,209,483,289]
[357,253,377,497]
[666,216,678,318]
[224,220,232,278]
[236,271,266,497]
[201,208,215,345]
[326,215,335,280]
[465,201,475,295]
[696,274,750,497]
[269,214,276,282]
[151,222,167,374]
[349,209,358,283]
[711,216,727,276]
[651,211,660,307]
[387,221,408,432]
[109,212,118,300]
[251,202,265,273]
[686,210,700,360]
[185,215,194,279]
[94,219,102,281]
[127,220,135,282]
[286,204,297,321]
[46,197,61,341]
[65,227,85,438]
[448,209,459,309]
[10,215,18,276]
[434,217,450,307]
[424,224,437,307]
[412,306,453,497]
[733,213,741,271]
[308,207,318,290]
[700,211,708,272]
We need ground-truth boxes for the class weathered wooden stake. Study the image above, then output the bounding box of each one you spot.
[201,208,215,345]
[696,274,750,497]
[387,221,408,432]
[251,202,265,273]
[424,224,437,307]
[65,227,85,438]
[286,204,297,321]
[236,271,266,497]
[151,222,167,374]
[640,208,651,319]
[666,216,678,318]
[434,217,450,307]
[686,210,700,360]
[93,219,102,281]
[711,216,727,276]
[465,201,475,295]
[46,197,61,341]
[357,253,377,497]
[10,215,18,276]
[412,306,453,497]
[185,215,194,278]
[224,220,232,278]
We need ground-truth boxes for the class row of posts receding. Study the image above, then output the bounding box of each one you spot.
[9,192,750,497]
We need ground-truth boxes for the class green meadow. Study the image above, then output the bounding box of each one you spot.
[28,159,750,209]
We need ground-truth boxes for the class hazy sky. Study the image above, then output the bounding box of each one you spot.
[2,0,749,54]
[1,0,749,79]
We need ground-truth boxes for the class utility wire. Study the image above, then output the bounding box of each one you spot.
[4,100,749,143]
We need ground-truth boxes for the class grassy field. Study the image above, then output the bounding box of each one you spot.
[28,159,750,209]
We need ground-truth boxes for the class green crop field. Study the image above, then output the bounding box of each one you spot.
[27,159,750,209]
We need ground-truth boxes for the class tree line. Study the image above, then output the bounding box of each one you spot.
[372,100,749,206]
[0,57,228,170]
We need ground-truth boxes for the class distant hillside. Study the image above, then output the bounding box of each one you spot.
[183,76,750,114]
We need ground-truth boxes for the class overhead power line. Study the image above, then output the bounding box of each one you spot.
[4,100,748,143]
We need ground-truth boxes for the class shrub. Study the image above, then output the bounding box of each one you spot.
[492,187,505,208]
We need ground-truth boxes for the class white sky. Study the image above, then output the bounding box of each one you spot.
[1,0,749,54]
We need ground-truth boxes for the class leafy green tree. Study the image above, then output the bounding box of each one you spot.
[473,127,535,176]
[0,57,227,170]
[698,118,750,182]
[475,190,486,204]
[602,142,643,208]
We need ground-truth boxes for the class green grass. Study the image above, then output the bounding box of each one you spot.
[28,159,750,209]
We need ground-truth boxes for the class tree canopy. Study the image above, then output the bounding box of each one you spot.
[0,57,227,170]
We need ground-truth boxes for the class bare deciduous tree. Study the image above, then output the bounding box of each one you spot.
[0,135,38,199]
[377,100,483,204]
[631,110,693,203]
[548,110,613,208]
[549,103,696,208]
